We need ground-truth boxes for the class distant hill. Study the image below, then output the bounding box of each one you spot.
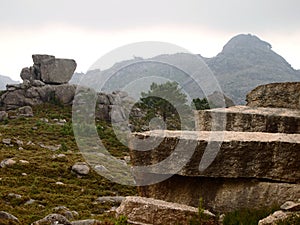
[70,34,300,104]
[0,75,19,90]
[205,34,300,104]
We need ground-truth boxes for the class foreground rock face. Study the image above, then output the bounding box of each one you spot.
[130,131,300,183]
[138,176,300,213]
[246,82,300,109]
[195,106,300,133]
[130,130,300,212]
[116,196,215,225]
[21,54,77,84]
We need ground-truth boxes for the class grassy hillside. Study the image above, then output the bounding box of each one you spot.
[0,104,136,224]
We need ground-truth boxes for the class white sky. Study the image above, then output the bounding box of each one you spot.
[0,0,300,81]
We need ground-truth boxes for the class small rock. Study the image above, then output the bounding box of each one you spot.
[53,206,78,220]
[24,199,36,205]
[2,138,11,145]
[19,160,29,164]
[40,143,61,151]
[280,201,300,212]
[40,118,49,123]
[17,106,33,117]
[72,162,90,176]
[0,158,16,168]
[0,211,20,224]
[32,126,38,130]
[18,147,24,150]
[8,193,22,199]
[52,154,66,159]
[124,156,131,163]
[0,111,8,122]
[32,213,71,225]
[16,140,23,146]
[22,173,27,176]
[27,141,35,146]
[56,181,65,186]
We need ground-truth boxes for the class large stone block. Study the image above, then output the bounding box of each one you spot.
[130,131,300,183]
[116,196,215,225]
[246,82,300,109]
[32,54,76,84]
[195,106,300,134]
[138,176,300,213]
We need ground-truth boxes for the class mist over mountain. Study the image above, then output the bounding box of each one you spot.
[0,74,18,90]
[72,33,300,104]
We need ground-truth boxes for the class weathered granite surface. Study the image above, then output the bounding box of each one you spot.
[130,130,300,183]
[116,196,215,225]
[195,106,300,133]
[138,176,300,213]
[246,82,300,109]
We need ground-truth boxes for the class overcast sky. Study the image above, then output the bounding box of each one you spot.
[0,0,300,81]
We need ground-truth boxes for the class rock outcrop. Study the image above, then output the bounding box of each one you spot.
[246,82,300,109]
[116,196,215,225]
[0,55,135,124]
[195,106,300,133]
[129,82,300,213]
[21,54,76,84]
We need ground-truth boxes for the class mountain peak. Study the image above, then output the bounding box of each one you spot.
[222,34,272,53]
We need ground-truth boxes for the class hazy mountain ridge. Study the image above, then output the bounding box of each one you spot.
[70,34,300,104]
[0,74,19,90]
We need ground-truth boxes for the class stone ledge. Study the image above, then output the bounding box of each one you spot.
[195,106,300,133]
[130,131,300,183]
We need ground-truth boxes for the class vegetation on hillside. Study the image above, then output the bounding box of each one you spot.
[0,104,135,224]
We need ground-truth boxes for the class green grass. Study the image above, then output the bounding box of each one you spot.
[223,206,279,225]
[0,104,135,224]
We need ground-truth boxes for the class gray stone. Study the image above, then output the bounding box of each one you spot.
[280,201,300,212]
[130,131,300,183]
[195,106,300,133]
[258,210,291,225]
[0,158,16,167]
[39,143,61,151]
[2,138,11,145]
[20,67,34,81]
[17,105,34,117]
[247,82,300,109]
[32,54,77,84]
[138,176,300,213]
[32,213,71,225]
[8,193,22,199]
[0,211,19,224]
[52,206,78,220]
[0,111,8,121]
[72,162,90,175]
[116,196,215,225]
